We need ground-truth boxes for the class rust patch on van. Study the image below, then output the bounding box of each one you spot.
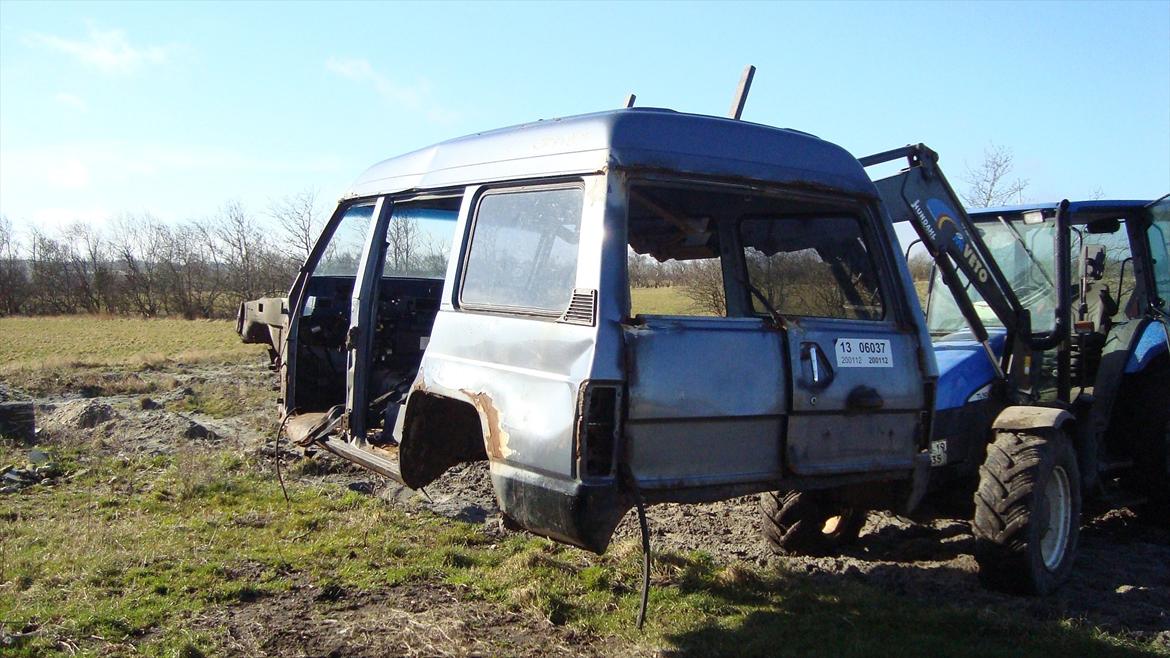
[463,390,512,460]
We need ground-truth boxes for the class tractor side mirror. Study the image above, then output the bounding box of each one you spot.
[1081,244,1107,281]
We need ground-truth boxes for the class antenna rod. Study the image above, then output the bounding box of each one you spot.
[728,65,756,120]
[624,93,637,108]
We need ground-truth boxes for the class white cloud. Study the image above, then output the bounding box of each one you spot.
[1,143,346,200]
[54,92,88,112]
[47,158,91,189]
[30,207,112,228]
[27,24,170,74]
[325,56,457,124]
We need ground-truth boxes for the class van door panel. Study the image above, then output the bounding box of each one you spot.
[784,321,923,475]
[623,317,786,487]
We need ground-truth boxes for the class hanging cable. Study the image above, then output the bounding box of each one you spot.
[272,411,296,503]
[620,463,651,630]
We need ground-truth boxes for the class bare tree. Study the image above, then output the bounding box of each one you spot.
[111,213,167,317]
[269,189,322,262]
[907,252,934,282]
[217,200,270,301]
[679,259,726,316]
[962,143,1029,208]
[0,216,29,315]
[385,215,418,274]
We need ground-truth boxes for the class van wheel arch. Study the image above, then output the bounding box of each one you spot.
[399,391,489,489]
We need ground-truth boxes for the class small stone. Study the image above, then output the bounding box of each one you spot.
[140,397,162,410]
[28,449,50,465]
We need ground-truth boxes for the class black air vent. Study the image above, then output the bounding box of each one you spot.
[561,289,597,326]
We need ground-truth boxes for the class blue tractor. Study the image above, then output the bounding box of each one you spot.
[761,145,1168,594]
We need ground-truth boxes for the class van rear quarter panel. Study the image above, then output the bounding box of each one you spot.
[409,174,612,479]
[416,313,596,476]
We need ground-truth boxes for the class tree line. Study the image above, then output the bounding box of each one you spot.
[0,144,1025,320]
[0,192,322,319]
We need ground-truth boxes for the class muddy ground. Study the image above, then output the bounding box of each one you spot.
[8,361,1170,653]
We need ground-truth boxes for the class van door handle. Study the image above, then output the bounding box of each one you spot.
[846,385,884,411]
[802,342,833,388]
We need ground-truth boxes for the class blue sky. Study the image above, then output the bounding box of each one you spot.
[1,1,1168,235]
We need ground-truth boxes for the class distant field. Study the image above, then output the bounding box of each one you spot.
[630,287,706,316]
[0,316,264,371]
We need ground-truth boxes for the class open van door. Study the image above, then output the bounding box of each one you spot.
[280,199,383,437]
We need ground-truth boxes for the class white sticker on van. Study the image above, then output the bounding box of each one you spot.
[834,338,893,368]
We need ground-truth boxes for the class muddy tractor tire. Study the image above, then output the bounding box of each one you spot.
[760,490,866,556]
[972,429,1082,595]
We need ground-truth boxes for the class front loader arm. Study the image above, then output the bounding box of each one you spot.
[861,145,1070,394]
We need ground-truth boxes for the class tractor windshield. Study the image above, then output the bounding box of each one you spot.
[927,216,1059,336]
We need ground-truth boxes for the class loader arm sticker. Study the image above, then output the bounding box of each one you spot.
[911,197,991,284]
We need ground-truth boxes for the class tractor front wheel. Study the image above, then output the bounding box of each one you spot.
[972,429,1081,595]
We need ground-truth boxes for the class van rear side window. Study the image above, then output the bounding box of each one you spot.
[461,186,584,314]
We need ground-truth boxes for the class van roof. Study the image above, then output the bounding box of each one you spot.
[345,108,876,200]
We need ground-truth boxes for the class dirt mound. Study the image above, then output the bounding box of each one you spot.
[44,399,117,429]
[36,397,223,455]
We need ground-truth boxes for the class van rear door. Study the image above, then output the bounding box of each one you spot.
[738,213,926,476]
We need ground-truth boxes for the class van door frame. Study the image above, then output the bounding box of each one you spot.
[282,196,383,417]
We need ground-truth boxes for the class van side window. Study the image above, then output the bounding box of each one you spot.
[461,186,584,314]
[383,202,459,279]
[741,216,884,320]
[628,186,725,317]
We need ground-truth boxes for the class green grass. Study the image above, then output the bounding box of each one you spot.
[630,287,711,316]
[0,443,1161,657]
[0,316,263,372]
[0,316,266,396]
[167,380,272,419]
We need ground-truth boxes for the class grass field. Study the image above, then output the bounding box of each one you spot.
[0,316,261,371]
[0,316,1164,656]
[0,443,1156,657]
[0,316,266,397]
[630,287,711,316]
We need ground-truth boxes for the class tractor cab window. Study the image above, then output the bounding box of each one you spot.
[1147,198,1170,304]
[928,217,1058,336]
[1072,217,1132,323]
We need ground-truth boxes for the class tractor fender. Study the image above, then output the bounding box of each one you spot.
[991,406,1074,433]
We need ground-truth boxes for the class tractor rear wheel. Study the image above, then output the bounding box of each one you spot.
[972,429,1081,595]
[760,490,866,556]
